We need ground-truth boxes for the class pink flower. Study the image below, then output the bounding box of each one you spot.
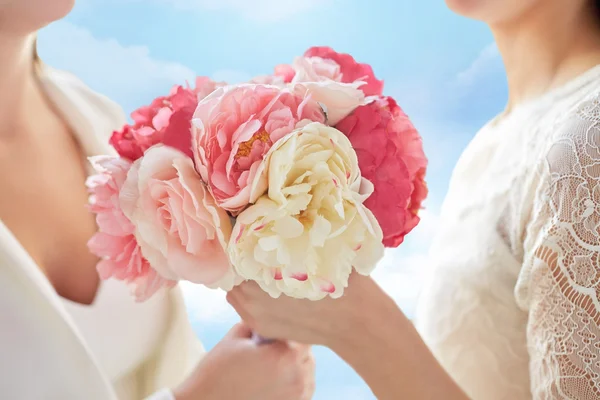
[291,80,365,125]
[192,84,325,213]
[335,97,428,247]
[86,156,174,300]
[285,54,366,125]
[290,56,342,83]
[304,46,384,97]
[250,74,286,87]
[110,77,225,161]
[274,64,296,83]
[119,145,237,289]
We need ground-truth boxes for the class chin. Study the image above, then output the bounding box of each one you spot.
[2,0,76,33]
[40,0,76,24]
[445,0,483,17]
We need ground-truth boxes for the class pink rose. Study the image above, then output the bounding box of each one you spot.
[286,55,366,125]
[86,156,175,301]
[250,74,286,87]
[119,145,237,289]
[192,84,325,213]
[274,63,296,83]
[304,46,384,97]
[335,97,428,247]
[110,77,225,161]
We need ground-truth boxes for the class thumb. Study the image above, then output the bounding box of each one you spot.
[225,322,253,340]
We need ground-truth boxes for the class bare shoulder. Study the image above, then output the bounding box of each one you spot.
[39,64,127,132]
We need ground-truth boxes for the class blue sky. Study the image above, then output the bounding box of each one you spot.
[39,1,508,398]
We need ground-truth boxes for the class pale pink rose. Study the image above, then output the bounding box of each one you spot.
[290,56,342,82]
[286,55,365,125]
[291,80,365,125]
[87,156,134,236]
[274,64,296,83]
[304,46,384,97]
[86,156,175,301]
[192,84,325,214]
[250,74,286,87]
[119,145,237,289]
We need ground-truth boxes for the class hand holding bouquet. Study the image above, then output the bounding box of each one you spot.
[87,47,428,303]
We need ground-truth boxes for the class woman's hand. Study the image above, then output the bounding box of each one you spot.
[173,322,315,400]
[226,273,396,347]
[227,275,469,400]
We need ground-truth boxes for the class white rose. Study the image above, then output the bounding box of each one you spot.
[229,122,384,300]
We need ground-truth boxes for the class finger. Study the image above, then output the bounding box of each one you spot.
[238,280,264,296]
[227,293,251,322]
[225,290,238,306]
[288,341,312,354]
[256,339,291,357]
[225,322,253,339]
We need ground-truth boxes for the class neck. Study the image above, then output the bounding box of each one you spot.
[0,32,39,138]
[491,3,600,111]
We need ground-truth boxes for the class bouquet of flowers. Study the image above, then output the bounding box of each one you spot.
[87,47,428,302]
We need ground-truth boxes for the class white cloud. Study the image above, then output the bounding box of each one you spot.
[180,282,238,324]
[38,21,249,114]
[453,43,500,89]
[152,0,327,22]
[38,21,195,112]
[211,69,252,84]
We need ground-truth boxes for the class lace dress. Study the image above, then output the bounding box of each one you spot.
[415,65,600,399]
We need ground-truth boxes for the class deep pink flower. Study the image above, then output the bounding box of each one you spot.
[335,97,428,247]
[304,46,384,97]
[109,77,225,160]
[192,84,326,214]
[86,156,175,300]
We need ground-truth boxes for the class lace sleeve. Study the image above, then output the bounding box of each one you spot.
[523,95,600,399]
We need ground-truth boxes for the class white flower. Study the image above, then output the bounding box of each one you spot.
[229,122,384,300]
[290,80,365,125]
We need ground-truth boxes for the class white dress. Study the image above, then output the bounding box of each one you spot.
[416,64,600,400]
[62,280,171,399]
[0,63,203,399]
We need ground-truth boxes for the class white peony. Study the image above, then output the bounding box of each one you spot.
[228,122,384,300]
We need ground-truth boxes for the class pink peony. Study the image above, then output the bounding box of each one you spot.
[119,145,237,289]
[109,77,225,161]
[86,156,175,301]
[192,84,326,213]
[250,74,286,87]
[274,64,296,83]
[304,46,384,97]
[335,97,428,247]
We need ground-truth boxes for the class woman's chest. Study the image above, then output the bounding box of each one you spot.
[0,129,100,304]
